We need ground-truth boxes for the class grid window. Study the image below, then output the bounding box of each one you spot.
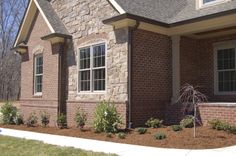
[203,0,217,4]
[217,48,236,92]
[34,55,43,94]
[79,43,106,92]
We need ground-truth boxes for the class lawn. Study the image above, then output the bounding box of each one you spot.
[0,135,116,156]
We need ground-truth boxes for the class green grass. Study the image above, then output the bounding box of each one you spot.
[0,135,116,156]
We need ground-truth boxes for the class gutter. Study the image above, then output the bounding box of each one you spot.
[103,9,236,28]
[127,21,140,129]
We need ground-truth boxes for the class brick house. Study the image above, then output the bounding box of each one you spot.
[13,0,236,127]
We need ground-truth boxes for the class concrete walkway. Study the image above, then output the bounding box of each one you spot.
[0,128,236,156]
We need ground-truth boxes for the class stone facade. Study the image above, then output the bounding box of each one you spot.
[50,0,129,126]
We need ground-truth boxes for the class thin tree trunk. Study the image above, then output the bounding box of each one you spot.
[193,97,196,138]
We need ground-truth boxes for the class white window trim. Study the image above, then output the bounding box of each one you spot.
[197,0,231,9]
[34,54,43,96]
[214,40,236,95]
[77,42,107,94]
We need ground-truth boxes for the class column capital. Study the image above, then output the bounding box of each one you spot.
[171,35,181,44]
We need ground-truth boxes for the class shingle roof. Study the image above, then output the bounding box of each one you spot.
[36,0,70,35]
[115,0,236,24]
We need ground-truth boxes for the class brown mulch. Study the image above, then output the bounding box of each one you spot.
[1,124,236,149]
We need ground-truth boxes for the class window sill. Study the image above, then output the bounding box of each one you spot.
[33,93,42,98]
[77,91,106,95]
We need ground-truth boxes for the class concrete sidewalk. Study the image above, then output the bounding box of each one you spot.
[0,128,236,156]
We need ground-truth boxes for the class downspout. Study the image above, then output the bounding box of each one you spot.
[128,21,140,129]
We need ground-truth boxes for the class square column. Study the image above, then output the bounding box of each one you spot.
[171,36,180,103]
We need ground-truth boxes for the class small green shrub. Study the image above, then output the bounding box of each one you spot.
[0,102,17,124]
[154,132,166,140]
[106,132,113,138]
[180,115,194,128]
[229,126,236,134]
[145,118,163,128]
[40,111,50,127]
[136,127,148,134]
[171,125,182,132]
[208,119,229,131]
[57,114,67,129]
[13,112,23,125]
[93,100,122,133]
[0,110,3,124]
[26,112,38,127]
[117,132,126,139]
[74,107,87,130]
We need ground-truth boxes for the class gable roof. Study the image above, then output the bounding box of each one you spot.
[14,0,70,47]
[113,0,236,24]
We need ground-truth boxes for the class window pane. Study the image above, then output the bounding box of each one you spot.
[217,48,235,70]
[80,48,90,69]
[203,0,216,4]
[80,70,90,91]
[93,44,105,68]
[93,68,105,91]
[218,71,236,92]
[35,75,42,93]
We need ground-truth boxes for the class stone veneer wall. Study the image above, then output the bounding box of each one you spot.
[50,0,129,127]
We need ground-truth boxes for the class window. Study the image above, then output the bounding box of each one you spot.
[215,41,236,94]
[198,0,230,8]
[79,43,106,92]
[34,54,43,95]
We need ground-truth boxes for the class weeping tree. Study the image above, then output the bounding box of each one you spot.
[178,84,207,138]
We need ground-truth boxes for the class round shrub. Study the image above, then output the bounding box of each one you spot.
[57,114,67,129]
[145,118,163,128]
[171,125,182,132]
[117,132,126,139]
[26,112,38,127]
[0,102,17,124]
[136,127,148,134]
[0,110,3,124]
[154,132,166,140]
[40,111,50,127]
[93,100,122,133]
[229,126,236,134]
[74,107,87,130]
[208,119,229,131]
[180,115,194,128]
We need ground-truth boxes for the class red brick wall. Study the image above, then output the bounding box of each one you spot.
[66,101,127,128]
[199,103,236,125]
[20,11,60,126]
[167,34,236,125]
[131,29,172,127]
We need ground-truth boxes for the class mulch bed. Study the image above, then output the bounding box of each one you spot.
[1,124,236,149]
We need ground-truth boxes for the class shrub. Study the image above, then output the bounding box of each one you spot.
[117,132,126,139]
[40,111,50,127]
[13,112,23,125]
[180,115,194,128]
[154,132,166,140]
[106,132,113,138]
[74,107,87,130]
[57,114,67,129]
[145,118,163,128]
[171,125,182,132]
[0,102,17,124]
[208,119,229,131]
[136,127,148,134]
[229,126,236,134]
[26,112,38,127]
[0,110,3,124]
[93,100,122,133]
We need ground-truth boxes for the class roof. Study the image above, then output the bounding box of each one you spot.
[36,0,69,35]
[14,0,70,47]
[114,0,236,24]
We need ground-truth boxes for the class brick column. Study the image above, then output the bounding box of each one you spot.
[171,36,180,103]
